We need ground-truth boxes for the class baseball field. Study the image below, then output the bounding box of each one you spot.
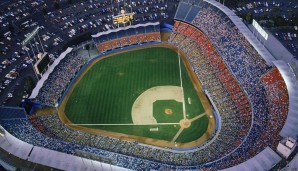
[59,44,215,148]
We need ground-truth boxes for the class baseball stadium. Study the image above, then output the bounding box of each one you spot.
[0,0,298,171]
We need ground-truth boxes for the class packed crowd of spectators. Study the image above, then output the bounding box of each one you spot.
[169,20,252,167]
[259,67,288,146]
[97,32,160,52]
[1,116,82,155]
[94,25,161,52]
[191,4,270,79]
[189,0,289,153]
[2,16,289,170]
[0,107,247,170]
[167,0,289,168]
[35,51,87,106]
[0,44,290,171]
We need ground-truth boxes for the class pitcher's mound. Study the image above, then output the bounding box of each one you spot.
[164,108,173,115]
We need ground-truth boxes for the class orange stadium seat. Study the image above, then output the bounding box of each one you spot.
[260,67,283,85]
[136,34,147,43]
[183,25,196,37]
[190,30,203,41]
[129,35,138,44]
[173,21,180,32]
[119,37,130,46]
[177,22,188,34]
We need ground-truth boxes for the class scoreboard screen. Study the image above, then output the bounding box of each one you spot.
[34,53,51,75]
[113,10,134,24]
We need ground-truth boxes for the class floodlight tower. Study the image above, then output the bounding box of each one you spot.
[0,125,11,145]
[21,26,46,80]
[22,26,45,60]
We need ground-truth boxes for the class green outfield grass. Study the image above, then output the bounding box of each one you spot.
[64,47,208,143]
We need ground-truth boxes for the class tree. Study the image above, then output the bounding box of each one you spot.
[287,10,294,18]
[272,6,280,15]
[42,7,47,15]
[54,1,60,10]
[8,22,14,32]
[24,77,35,93]
[68,0,73,4]
[245,13,253,24]
[223,0,244,7]
[273,16,287,27]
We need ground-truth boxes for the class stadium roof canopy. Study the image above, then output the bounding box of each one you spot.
[222,147,282,171]
[0,126,130,171]
[27,146,130,171]
[0,131,33,160]
[91,22,160,38]
[273,60,298,140]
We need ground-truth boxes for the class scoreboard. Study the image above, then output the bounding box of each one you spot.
[34,52,51,76]
[113,10,134,24]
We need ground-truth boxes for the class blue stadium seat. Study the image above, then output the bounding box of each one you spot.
[136,27,145,34]
[117,30,127,38]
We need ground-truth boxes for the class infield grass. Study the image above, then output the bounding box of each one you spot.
[153,100,183,123]
[64,47,208,143]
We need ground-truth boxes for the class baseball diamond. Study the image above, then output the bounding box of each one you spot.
[58,44,215,148]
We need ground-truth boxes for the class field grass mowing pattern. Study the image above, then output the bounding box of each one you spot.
[65,47,180,124]
[64,47,208,143]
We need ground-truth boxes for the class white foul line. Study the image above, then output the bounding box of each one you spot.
[189,112,207,122]
[67,123,180,126]
[171,127,184,142]
[178,49,187,119]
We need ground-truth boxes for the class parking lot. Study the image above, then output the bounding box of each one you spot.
[269,26,298,55]
[225,0,298,58]
[2,0,296,107]
[0,0,179,106]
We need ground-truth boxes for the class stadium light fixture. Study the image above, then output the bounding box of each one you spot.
[0,125,11,145]
[0,125,5,137]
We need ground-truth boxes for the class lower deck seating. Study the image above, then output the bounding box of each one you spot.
[96,32,160,53]
[168,20,288,169]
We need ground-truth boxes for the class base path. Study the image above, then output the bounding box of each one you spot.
[172,127,184,142]
[131,86,183,124]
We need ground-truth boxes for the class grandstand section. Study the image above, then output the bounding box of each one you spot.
[32,49,88,106]
[92,22,161,53]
